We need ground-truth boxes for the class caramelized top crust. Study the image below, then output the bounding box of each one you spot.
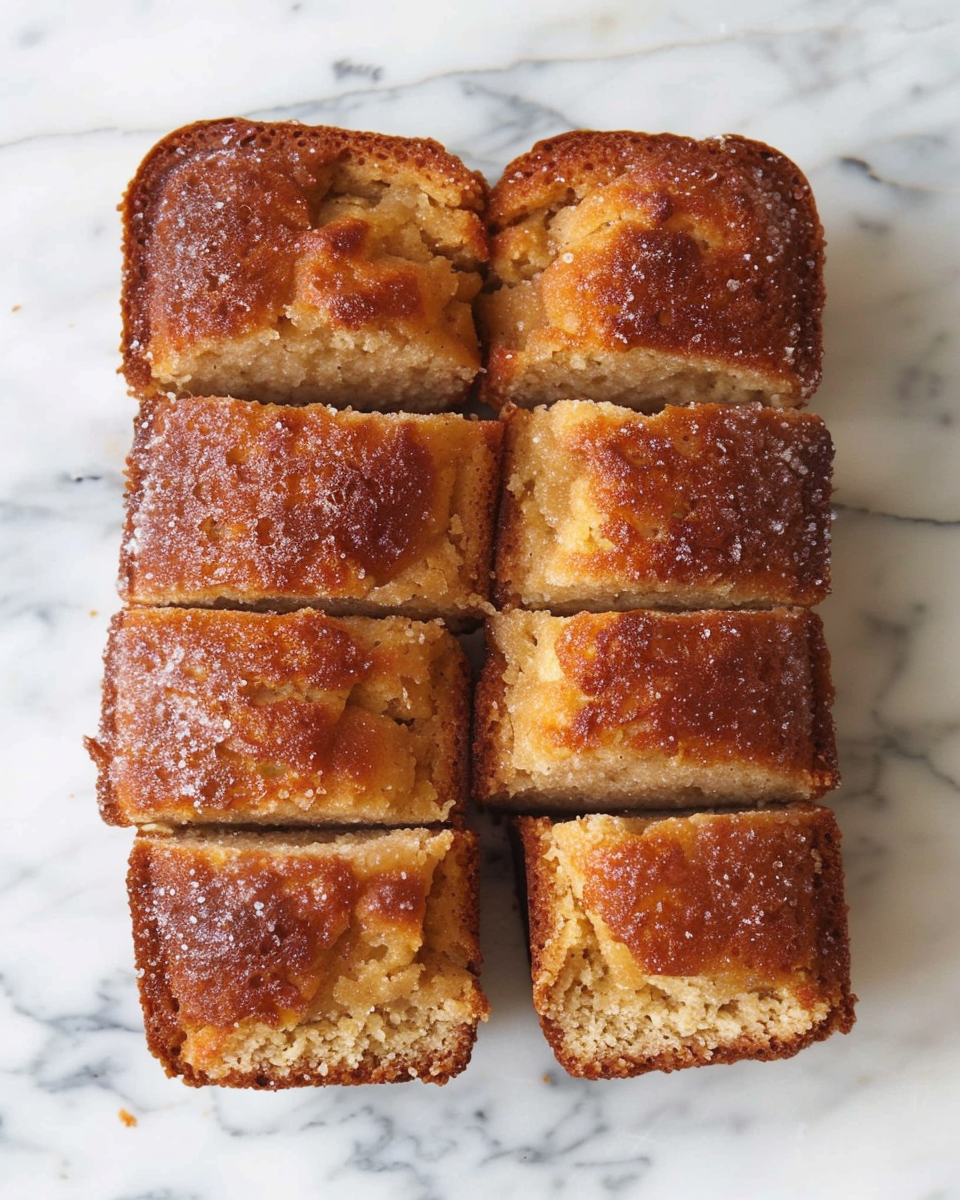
[486,130,824,398]
[130,830,452,1032]
[120,395,499,612]
[527,806,852,1000]
[121,118,487,393]
[496,401,833,607]
[550,609,833,774]
[479,608,838,799]
[88,607,466,825]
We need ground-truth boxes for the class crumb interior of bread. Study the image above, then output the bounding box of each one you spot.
[489,335,789,411]
[156,329,478,410]
[535,837,830,1071]
[203,982,480,1084]
[153,178,483,407]
[485,612,809,808]
[166,831,487,1082]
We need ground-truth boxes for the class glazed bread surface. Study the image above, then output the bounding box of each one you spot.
[474,608,838,810]
[495,400,833,612]
[87,608,469,827]
[120,395,501,625]
[480,130,824,411]
[129,827,488,1086]
[122,118,487,410]
[519,807,855,1079]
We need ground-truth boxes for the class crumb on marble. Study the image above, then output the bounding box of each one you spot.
[118,1108,137,1128]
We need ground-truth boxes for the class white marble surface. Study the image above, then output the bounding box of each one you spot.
[2,1,960,1196]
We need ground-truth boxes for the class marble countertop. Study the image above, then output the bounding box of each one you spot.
[3,2,959,1196]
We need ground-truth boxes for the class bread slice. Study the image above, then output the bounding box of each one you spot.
[474,608,837,810]
[495,400,833,612]
[120,395,502,626]
[479,131,824,411]
[128,826,488,1087]
[518,807,854,1078]
[122,118,487,411]
[87,608,469,827]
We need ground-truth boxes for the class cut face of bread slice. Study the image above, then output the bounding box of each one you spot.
[518,808,855,1078]
[480,131,824,411]
[119,396,501,626]
[475,608,838,810]
[129,827,488,1087]
[87,609,468,827]
[122,119,488,410]
[495,401,833,612]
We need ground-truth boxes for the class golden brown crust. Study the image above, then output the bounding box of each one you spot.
[88,608,469,827]
[129,828,488,1087]
[481,130,824,410]
[474,608,838,810]
[119,395,502,626]
[122,118,488,407]
[494,401,833,611]
[519,808,855,1079]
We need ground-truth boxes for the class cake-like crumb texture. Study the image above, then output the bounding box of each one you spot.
[87,608,468,827]
[120,395,501,625]
[122,118,487,410]
[474,608,837,810]
[129,827,489,1087]
[480,130,824,411]
[495,401,833,612]
[519,807,855,1078]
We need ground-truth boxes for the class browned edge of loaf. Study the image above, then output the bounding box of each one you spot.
[805,612,840,796]
[471,635,510,807]
[120,116,488,398]
[128,828,486,1087]
[518,810,856,1079]
[490,404,528,610]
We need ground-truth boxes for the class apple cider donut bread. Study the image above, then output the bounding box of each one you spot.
[518,807,855,1079]
[480,131,824,411]
[121,118,487,410]
[129,826,488,1087]
[495,401,833,612]
[474,608,837,811]
[87,608,469,827]
[120,395,502,625]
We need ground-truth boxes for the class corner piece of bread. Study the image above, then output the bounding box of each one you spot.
[474,608,838,810]
[495,400,833,612]
[122,118,488,410]
[128,826,489,1087]
[88,608,469,828]
[119,395,502,627]
[518,807,855,1078]
[479,130,824,411]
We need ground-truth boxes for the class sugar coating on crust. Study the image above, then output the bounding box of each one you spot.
[519,808,855,1078]
[87,608,468,827]
[129,827,488,1086]
[480,130,824,411]
[474,608,838,810]
[495,400,833,612]
[122,118,488,410]
[120,395,501,625]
